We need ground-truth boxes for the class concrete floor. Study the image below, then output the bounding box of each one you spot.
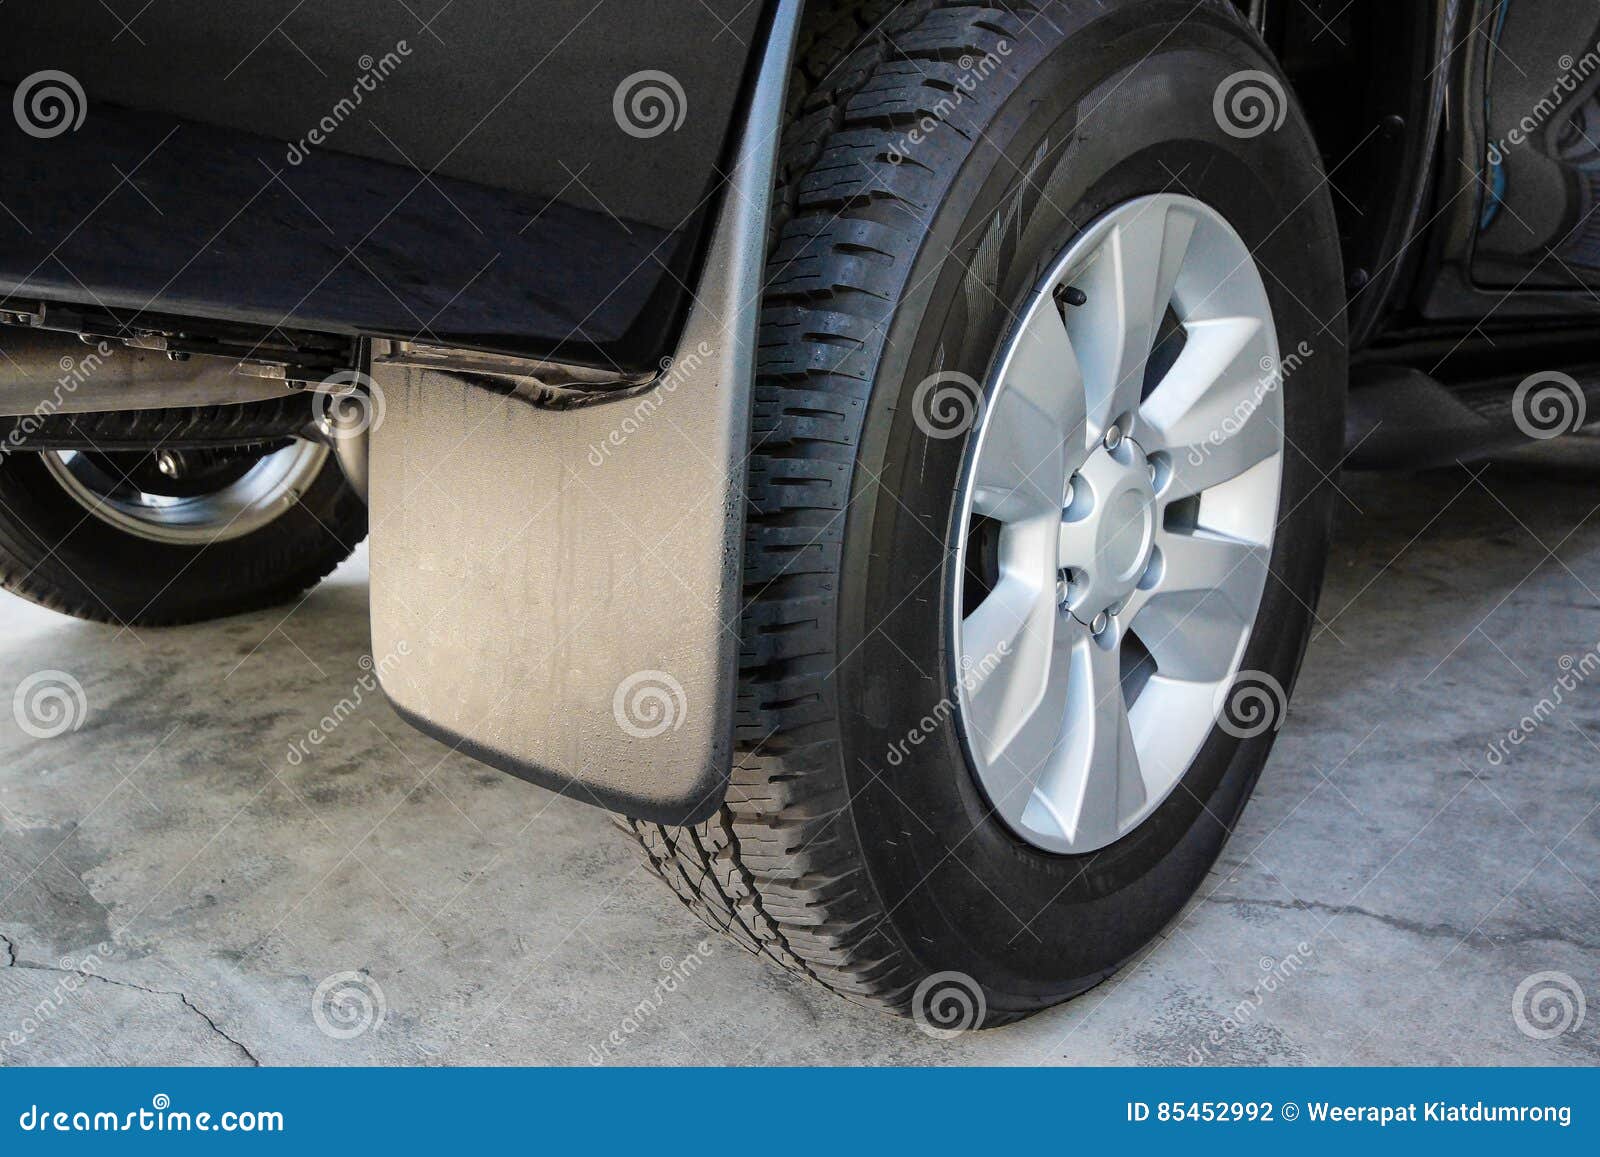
[2,447,1598,1066]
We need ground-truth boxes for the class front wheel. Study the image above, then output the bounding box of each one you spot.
[625,0,1345,1026]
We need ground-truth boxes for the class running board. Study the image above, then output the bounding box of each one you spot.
[1344,363,1600,469]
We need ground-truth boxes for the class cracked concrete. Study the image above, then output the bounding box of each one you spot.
[1,444,1598,1065]
[1203,895,1600,954]
[0,932,257,1065]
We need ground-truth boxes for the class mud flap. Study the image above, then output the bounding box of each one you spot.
[364,1,801,824]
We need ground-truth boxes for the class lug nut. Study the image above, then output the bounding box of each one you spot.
[1090,611,1109,635]
[1104,424,1123,450]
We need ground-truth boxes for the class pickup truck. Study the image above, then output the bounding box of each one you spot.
[3,0,1596,1028]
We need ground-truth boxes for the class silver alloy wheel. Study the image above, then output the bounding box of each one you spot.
[43,440,331,546]
[952,193,1284,856]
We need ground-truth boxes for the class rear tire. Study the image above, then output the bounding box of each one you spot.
[0,437,365,626]
[623,0,1345,1024]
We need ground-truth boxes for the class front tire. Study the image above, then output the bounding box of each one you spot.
[625,0,1345,1024]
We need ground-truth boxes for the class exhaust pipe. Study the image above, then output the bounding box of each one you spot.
[0,328,295,417]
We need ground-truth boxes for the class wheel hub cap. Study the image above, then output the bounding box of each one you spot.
[951,193,1285,855]
[1062,440,1156,622]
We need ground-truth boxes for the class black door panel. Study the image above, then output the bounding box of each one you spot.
[1475,0,1600,289]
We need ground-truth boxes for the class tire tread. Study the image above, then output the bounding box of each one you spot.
[620,0,1038,1017]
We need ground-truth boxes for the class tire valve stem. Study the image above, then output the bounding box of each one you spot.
[1053,284,1088,314]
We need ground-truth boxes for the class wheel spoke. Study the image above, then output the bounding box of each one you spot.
[1002,301,1089,453]
[960,522,1061,762]
[1025,630,1144,849]
[1141,316,1280,499]
[1157,528,1269,608]
[1066,202,1196,440]
[1128,675,1221,799]
[966,600,1075,809]
[1129,529,1268,682]
[970,323,1080,521]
